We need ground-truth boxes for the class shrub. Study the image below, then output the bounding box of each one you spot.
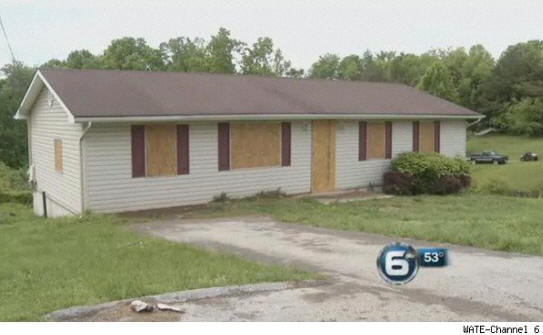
[383,171,414,195]
[384,152,471,195]
[0,162,29,193]
[428,175,463,195]
[212,192,230,203]
[251,188,286,199]
[392,152,470,178]
[458,174,472,189]
[0,191,32,205]
[0,162,31,205]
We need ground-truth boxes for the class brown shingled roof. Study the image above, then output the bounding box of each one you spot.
[39,69,480,119]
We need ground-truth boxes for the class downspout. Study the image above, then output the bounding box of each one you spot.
[79,122,92,216]
[467,116,485,128]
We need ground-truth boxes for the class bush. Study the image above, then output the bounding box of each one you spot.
[502,98,543,136]
[212,192,230,203]
[0,162,31,205]
[250,188,286,199]
[0,191,32,205]
[392,152,470,178]
[383,171,414,195]
[384,152,471,195]
[458,174,472,189]
[0,162,29,193]
[428,175,463,195]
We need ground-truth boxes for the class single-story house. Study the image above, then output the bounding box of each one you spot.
[15,69,481,217]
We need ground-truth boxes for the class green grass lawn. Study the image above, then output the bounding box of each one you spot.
[0,203,312,321]
[467,135,543,195]
[188,194,543,257]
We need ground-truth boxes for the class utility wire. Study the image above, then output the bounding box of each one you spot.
[0,13,16,62]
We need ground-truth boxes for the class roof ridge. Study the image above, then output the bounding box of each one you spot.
[39,67,412,88]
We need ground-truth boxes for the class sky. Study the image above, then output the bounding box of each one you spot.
[0,0,542,70]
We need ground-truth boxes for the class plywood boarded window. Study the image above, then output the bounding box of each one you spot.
[54,139,63,173]
[146,124,177,177]
[419,121,436,153]
[367,123,386,159]
[231,122,282,169]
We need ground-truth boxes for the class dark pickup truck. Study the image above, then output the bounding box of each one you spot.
[469,151,509,164]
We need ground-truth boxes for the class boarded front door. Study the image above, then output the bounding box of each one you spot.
[312,120,336,192]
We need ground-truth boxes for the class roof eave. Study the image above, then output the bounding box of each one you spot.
[73,113,483,123]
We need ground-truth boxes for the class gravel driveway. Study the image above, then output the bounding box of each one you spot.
[129,216,543,321]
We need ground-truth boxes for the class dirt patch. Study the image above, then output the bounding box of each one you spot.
[72,302,183,322]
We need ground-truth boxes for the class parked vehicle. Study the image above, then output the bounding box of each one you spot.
[520,152,538,161]
[469,151,508,164]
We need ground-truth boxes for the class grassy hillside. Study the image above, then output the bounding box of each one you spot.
[467,135,543,195]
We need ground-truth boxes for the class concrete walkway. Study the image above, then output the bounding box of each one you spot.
[123,216,543,321]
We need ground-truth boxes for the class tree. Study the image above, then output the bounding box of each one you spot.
[160,37,210,72]
[338,55,361,80]
[40,58,64,69]
[101,37,165,71]
[359,50,387,82]
[457,45,494,110]
[309,53,340,79]
[418,62,459,102]
[387,52,439,85]
[206,28,242,74]
[285,67,305,78]
[481,40,543,124]
[240,37,292,76]
[0,62,35,168]
[64,50,99,69]
[502,98,543,136]
[487,41,543,100]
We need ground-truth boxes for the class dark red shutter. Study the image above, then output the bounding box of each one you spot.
[412,121,420,152]
[131,125,146,178]
[281,122,291,166]
[177,124,189,175]
[434,121,440,153]
[385,121,392,159]
[218,122,230,171]
[359,121,367,161]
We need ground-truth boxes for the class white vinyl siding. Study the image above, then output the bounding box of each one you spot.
[83,121,312,213]
[391,121,413,157]
[440,120,467,157]
[30,88,82,214]
[81,118,466,213]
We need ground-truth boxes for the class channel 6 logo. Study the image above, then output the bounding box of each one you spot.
[376,243,419,285]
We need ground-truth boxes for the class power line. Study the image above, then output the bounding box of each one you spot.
[0,13,16,62]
